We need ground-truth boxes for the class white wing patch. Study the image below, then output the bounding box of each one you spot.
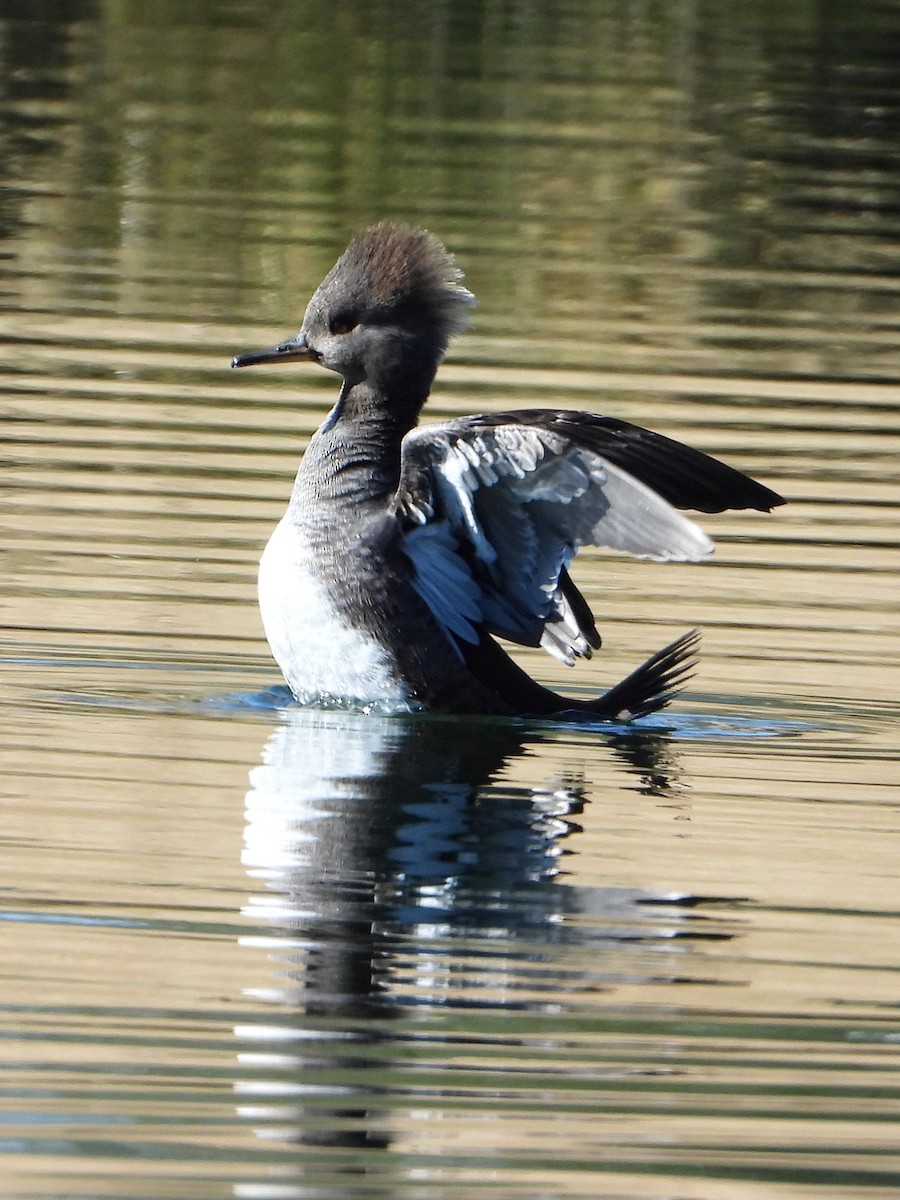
[397,422,714,663]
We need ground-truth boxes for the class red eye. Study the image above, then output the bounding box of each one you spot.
[329,317,357,335]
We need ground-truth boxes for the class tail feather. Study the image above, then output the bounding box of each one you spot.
[460,624,700,721]
[585,628,701,721]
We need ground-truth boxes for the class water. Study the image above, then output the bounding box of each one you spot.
[1,2,898,1197]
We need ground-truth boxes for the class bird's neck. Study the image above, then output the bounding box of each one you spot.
[290,379,426,514]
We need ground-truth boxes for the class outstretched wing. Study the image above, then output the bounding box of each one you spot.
[447,410,786,514]
[392,412,751,666]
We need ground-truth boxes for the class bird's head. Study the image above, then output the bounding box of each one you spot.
[232,223,475,399]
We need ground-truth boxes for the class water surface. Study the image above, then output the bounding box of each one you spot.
[1,3,898,1197]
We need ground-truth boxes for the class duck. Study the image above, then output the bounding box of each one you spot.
[232,222,783,720]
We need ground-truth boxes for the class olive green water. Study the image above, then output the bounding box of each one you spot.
[1,3,898,1198]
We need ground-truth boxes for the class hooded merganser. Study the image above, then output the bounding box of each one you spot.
[233,223,783,719]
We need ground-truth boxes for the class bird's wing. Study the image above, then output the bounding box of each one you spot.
[393,412,729,665]
[465,410,786,513]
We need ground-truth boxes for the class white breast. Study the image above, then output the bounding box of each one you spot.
[258,515,413,710]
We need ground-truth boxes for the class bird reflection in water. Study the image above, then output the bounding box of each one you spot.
[234,712,730,1175]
